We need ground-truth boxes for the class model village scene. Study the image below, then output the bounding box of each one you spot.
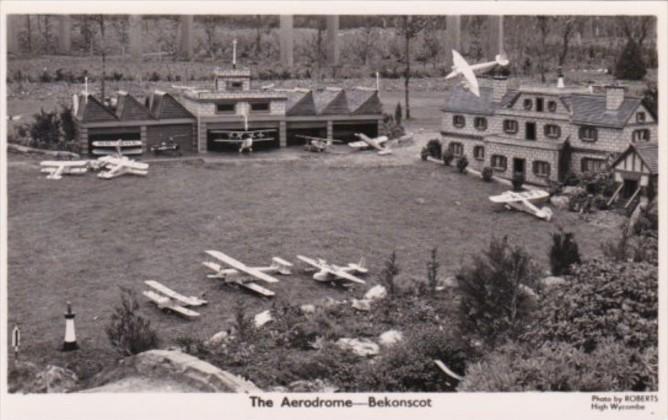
[5,15,659,394]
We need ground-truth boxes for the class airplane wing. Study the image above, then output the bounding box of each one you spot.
[489,190,549,204]
[469,60,499,73]
[46,165,64,180]
[329,268,366,285]
[450,50,480,97]
[205,250,279,284]
[296,255,327,270]
[145,280,206,307]
[40,160,89,167]
[348,141,368,149]
[104,157,149,170]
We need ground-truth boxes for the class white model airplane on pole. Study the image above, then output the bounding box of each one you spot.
[203,250,291,297]
[296,134,344,153]
[349,133,392,155]
[297,255,367,287]
[40,160,90,180]
[91,139,143,156]
[489,189,553,221]
[445,50,510,97]
[97,156,149,179]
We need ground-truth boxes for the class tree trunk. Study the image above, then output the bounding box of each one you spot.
[255,16,262,55]
[404,20,411,120]
[99,16,106,100]
[26,15,32,53]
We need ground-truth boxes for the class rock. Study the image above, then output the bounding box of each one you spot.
[351,298,371,312]
[26,365,79,393]
[364,285,387,301]
[204,330,231,348]
[300,304,316,315]
[550,195,570,210]
[562,186,586,196]
[254,310,273,328]
[336,338,380,357]
[379,330,403,347]
[288,379,339,393]
[541,276,568,288]
[519,284,539,306]
[435,276,458,291]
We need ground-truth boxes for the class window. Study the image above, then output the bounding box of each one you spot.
[474,117,487,131]
[523,98,533,111]
[216,103,236,113]
[449,142,464,157]
[632,129,650,143]
[536,98,544,112]
[250,102,270,112]
[581,158,606,173]
[636,112,646,122]
[547,100,557,112]
[525,122,537,141]
[544,124,561,139]
[453,115,466,128]
[533,161,551,177]
[491,154,507,171]
[473,145,485,161]
[503,119,518,134]
[579,126,598,142]
[226,81,243,91]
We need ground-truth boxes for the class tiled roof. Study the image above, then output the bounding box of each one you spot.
[149,92,195,120]
[443,85,496,115]
[77,95,118,122]
[116,93,153,121]
[634,143,658,174]
[567,94,642,129]
[286,91,316,116]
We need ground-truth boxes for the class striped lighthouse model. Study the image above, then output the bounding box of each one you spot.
[62,301,79,351]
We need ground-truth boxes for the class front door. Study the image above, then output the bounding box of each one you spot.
[513,158,526,177]
[622,179,639,199]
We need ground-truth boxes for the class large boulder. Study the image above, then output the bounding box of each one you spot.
[550,195,570,210]
[378,330,403,347]
[351,298,371,312]
[19,365,79,394]
[336,338,380,357]
[204,330,231,348]
[364,285,387,301]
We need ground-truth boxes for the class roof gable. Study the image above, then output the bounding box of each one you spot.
[286,91,317,116]
[79,95,118,122]
[611,143,658,174]
[150,92,195,120]
[116,94,153,121]
[347,90,382,115]
[313,90,349,115]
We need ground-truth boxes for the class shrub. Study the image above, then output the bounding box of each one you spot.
[549,230,581,275]
[523,259,657,352]
[426,247,439,292]
[379,251,400,298]
[456,155,469,173]
[459,339,657,392]
[424,138,442,159]
[614,40,647,80]
[481,166,494,182]
[105,287,160,356]
[456,237,539,347]
[59,105,76,144]
[442,149,454,166]
[29,109,61,148]
[232,303,256,343]
[394,102,403,127]
[39,69,53,83]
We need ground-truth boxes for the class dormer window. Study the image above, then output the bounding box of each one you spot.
[523,98,533,111]
[250,102,270,112]
[636,112,646,123]
[474,117,487,131]
[453,115,466,128]
[548,100,557,112]
[216,103,236,113]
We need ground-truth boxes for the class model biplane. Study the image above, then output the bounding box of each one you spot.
[91,139,143,156]
[296,135,344,153]
[97,156,149,179]
[297,255,367,287]
[445,50,510,97]
[489,189,553,221]
[349,133,392,155]
[209,129,277,153]
[143,280,205,319]
[203,250,291,297]
[39,160,90,180]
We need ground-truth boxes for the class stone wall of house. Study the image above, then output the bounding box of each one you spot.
[441,111,495,138]
[485,141,560,186]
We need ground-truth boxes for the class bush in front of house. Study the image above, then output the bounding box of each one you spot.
[442,149,455,166]
[424,138,442,159]
[482,166,494,182]
[549,229,581,275]
[105,287,160,356]
[456,155,469,173]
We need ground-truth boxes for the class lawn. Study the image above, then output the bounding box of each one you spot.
[6,149,622,384]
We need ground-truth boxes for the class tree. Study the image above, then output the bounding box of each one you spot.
[533,16,551,83]
[395,16,428,120]
[614,40,647,80]
[96,15,107,100]
[556,17,582,67]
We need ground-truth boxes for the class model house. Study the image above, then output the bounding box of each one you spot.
[440,77,658,186]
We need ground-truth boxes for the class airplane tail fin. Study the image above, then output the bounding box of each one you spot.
[495,53,509,66]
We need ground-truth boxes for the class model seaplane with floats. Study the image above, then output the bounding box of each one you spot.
[349,133,392,155]
[489,189,553,221]
[142,280,207,319]
[445,50,510,97]
[297,255,367,287]
[202,250,293,297]
[296,134,344,153]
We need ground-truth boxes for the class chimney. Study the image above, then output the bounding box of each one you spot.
[492,75,508,103]
[605,84,625,111]
[557,67,565,89]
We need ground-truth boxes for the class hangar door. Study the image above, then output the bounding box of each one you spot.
[87,127,142,156]
[332,121,379,143]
